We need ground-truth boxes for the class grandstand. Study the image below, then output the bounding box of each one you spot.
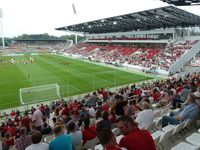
[56,6,200,75]
[11,39,71,52]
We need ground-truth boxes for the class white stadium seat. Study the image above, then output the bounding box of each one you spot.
[186,132,200,147]
[171,142,199,150]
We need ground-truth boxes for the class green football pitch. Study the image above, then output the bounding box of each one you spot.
[0,54,153,110]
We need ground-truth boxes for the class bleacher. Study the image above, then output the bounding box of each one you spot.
[64,40,198,72]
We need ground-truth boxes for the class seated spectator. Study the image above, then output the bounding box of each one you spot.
[117,116,156,150]
[159,90,170,106]
[0,123,8,138]
[171,85,191,109]
[135,102,154,129]
[162,93,199,127]
[68,122,82,150]
[127,101,135,116]
[25,131,48,150]
[41,123,52,135]
[49,125,73,150]
[7,122,16,137]
[2,132,14,150]
[15,127,31,150]
[82,118,96,145]
[194,88,200,108]
[98,128,126,150]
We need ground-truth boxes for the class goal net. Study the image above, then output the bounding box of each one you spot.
[19,83,61,105]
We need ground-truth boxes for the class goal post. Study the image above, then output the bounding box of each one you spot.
[19,83,61,105]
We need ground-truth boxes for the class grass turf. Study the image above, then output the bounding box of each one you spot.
[0,54,153,110]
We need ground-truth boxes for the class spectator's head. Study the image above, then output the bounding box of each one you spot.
[186,93,196,103]
[24,111,29,116]
[68,122,76,132]
[102,111,109,120]
[52,117,57,124]
[19,127,27,136]
[5,132,11,139]
[129,101,133,105]
[98,129,115,147]
[114,94,123,102]
[42,118,46,123]
[43,123,48,128]
[31,131,42,144]
[117,116,137,135]
[53,125,65,137]
[84,118,90,129]
[142,102,151,110]
[194,91,200,99]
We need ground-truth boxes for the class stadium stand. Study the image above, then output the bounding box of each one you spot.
[1,5,200,150]
[0,72,199,150]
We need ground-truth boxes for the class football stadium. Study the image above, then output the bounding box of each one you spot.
[0,1,200,150]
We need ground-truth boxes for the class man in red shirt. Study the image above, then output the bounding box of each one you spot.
[98,128,125,150]
[118,116,156,150]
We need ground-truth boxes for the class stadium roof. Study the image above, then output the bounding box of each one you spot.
[56,6,200,34]
[160,0,200,6]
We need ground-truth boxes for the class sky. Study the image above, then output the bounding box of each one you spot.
[0,0,200,38]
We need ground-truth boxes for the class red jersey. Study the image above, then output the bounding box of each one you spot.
[82,125,96,144]
[119,128,156,150]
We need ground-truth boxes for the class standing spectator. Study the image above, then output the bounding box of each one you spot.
[118,116,156,150]
[96,111,111,133]
[135,102,154,129]
[32,109,43,131]
[20,111,32,133]
[115,95,127,117]
[31,107,36,115]
[49,125,73,150]
[68,122,82,150]
[10,110,16,117]
[44,105,50,119]
[15,127,31,150]
[25,131,48,150]
[88,105,96,117]
[87,92,99,107]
